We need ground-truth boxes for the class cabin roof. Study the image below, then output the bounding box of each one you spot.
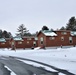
[0,38,6,42]
[41,30,57,36]
[13,37,23,41]
[71,31,76,36]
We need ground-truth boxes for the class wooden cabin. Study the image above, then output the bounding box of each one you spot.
[12,36,38,49]
[37,30,76,47]
[0,30,76,49]
[0,38,10,48]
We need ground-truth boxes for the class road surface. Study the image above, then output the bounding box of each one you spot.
[0,55,75,75]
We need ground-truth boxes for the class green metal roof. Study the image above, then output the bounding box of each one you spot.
[42,30,57,36]
[71,31,76,36]
[0,38,6,42]
[13,37,23,41]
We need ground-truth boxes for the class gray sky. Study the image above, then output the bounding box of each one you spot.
[0,0,76,36]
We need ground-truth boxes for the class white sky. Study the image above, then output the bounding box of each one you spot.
[0,0,76,36]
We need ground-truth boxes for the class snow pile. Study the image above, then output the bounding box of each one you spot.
[34,47,40,50]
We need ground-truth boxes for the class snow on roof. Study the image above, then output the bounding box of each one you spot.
[0,38,6,42]
[71,31,76,36]
[13,37,23,41]
[42,30,57,36]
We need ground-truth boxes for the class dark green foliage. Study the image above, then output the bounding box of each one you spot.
[42,26,49,31]
[0,29,12,38]
[24,32,31,36]
[2,30,12,38]
[0,29,2,38]
[66,16,76,31]
[50,28,54,31]
[59,16,76,31]
[17,24,31,37]
[60,26,66,30]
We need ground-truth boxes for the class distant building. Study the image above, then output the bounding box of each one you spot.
[0,30,76,49]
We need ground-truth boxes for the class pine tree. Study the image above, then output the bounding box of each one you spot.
[60,26,66,30]
[66,16,76,31]
[17,24,29,37]
[0,29,2,38]
[42,25,49,31]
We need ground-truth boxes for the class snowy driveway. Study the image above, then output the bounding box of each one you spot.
[0,56,58,75]
[0,55,75,75]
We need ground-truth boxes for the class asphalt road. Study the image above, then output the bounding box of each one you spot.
[12,56,75,75]
[0,62,10,75]
[0,56,75,75]
[0,56,58,75]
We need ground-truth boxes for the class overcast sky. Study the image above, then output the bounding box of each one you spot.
[0,0,76,36]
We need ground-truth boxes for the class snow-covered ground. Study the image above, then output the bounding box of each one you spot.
[0,47,76,74]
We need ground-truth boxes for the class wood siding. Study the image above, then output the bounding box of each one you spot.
[37,31,76,47]
[0,30,76,48]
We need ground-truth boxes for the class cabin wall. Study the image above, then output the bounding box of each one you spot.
[38,32,46,47]
[37,31,76,47]
[0,30,76,49]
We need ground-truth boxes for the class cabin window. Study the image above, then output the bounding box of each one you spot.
[18,42,22,44]
[50,37,55,40]
[40,37,43,44]
[1,43,5,44]
[27,41,29,44]
[27,38,31,40]
[33,41,36,46]
[61,32,67,35]
[61,37,64,41]
[35,37,38,40]
[41,41,43,44]
[40,37,43,41]
[11,41,15,45]
[69,37,73,44]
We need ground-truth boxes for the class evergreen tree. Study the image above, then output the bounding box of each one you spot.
[42,25,49,31]
[2,30,10,38]
[0,29,2,38]
[24,32,31,36]
[66,16,76,31]
[60,26,66,30]
[17,24,29,37]
[50,28,54,31]
[8,32,13,38]
[0,29,12,38]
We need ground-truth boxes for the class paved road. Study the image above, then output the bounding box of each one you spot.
[0,56,58,75]
[0,62,10,75]
[12,56,75,75]
[0,56,75,75]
